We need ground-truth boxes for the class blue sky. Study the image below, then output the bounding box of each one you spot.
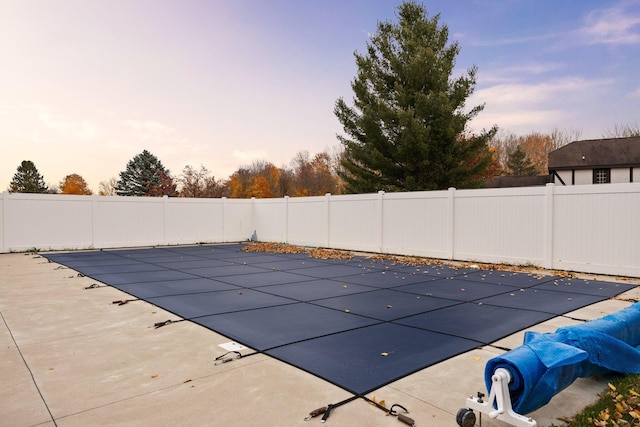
[1,0,639,191]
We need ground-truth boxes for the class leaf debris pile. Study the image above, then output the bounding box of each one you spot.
[588,382,640,426]
[241,242,635,285]
[243,242,498,271]
[242,242,353,260]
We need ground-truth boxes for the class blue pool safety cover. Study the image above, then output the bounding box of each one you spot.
[485,302,640,414]
[43,244,636,396]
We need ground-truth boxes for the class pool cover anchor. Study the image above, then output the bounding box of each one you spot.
[303,395,359,423]
[304,406,327,421]
[458,368,536,427]
[214,350,242,366]
[388,404,416,426]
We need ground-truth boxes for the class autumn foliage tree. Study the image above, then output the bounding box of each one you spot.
[290,151,342,196]
[147,169,178,197]
[224,149,344,199]
[228,161,283,198]
[519,133,554,175]
[178,165,226,198]
[489,128,579,176]
[60,174,92,195]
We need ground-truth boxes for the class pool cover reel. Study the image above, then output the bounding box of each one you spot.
[485,301,640,415]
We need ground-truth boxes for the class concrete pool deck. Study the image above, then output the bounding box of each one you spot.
[2,250,639,427]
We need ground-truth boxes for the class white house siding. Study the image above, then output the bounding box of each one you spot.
[556,170,572,185]
[574,170,592,185]
[611,168,629,183]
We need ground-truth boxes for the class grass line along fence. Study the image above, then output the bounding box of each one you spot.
[2,183,639,278]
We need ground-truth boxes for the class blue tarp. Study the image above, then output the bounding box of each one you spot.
[485,302,640,415]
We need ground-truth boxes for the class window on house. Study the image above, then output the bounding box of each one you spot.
[593,168,611,184]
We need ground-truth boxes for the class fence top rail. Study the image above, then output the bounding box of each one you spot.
[554,182,640,196]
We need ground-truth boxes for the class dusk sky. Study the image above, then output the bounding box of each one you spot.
[2,0,639,192]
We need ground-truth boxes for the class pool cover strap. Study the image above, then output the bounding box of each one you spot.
[153,319,185,329]
[112,298,139,306]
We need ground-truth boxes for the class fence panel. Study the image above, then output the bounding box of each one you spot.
[253,198,286,242]
[381,191,451,258]
[286,196,329,247]
[222,198,254,242]
[453,187,547,265]
[165,198,224,245]
[328,193,380,252]
[93,196,166,248]
[552,184,640,277]
[2,193,94,251]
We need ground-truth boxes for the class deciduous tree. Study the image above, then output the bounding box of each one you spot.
[291,151,341,196]
[335,1,496,192]
[147,169,178,197]
[60,173,92,195]
[8,160,48,193]
[519,133,553,175]
[247,175,273,198]
[489,128,578,176]
[227,161,283,198]
[98,177,117,196]
[178,165,225,198]
[603,123,640,138]
[228,168,250,198]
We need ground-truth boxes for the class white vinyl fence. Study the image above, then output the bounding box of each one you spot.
[2,183,639,277]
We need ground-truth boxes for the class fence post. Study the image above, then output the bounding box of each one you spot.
[447,187,456,260]
[251,197,256,241]
[284,196,289,244]
[1,192,7,253]
[163,195,169,245]
[325,193,331,248]
[221,197,227,243]
[543,183,555,269]
[377,190,385,253]
[91,194,98,249]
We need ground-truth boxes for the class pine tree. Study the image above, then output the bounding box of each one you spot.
[335,1,496,193]
[115,150,175,196]
[506,145,537,176]
[8,160,48,193]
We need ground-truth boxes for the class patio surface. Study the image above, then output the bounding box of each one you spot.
[2,246,640,427]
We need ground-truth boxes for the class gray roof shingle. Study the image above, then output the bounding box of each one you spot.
[548,136,640,170]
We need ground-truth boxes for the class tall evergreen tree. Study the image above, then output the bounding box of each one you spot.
[335,1,496,193]
[506,145,537,176]
[115,150,176,196]
[8,160,48,193]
